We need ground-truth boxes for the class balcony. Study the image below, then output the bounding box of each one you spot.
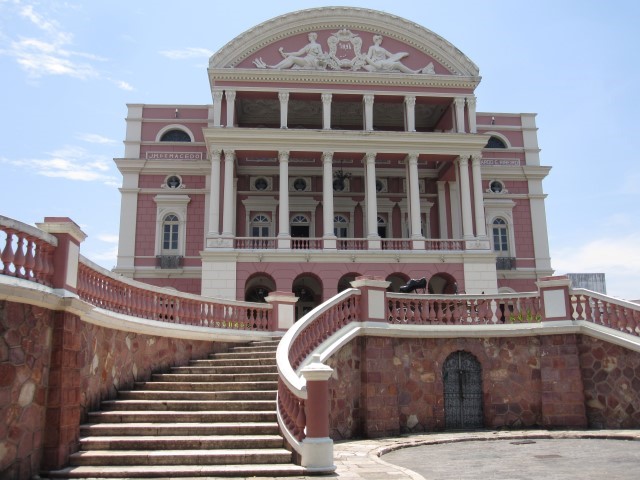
[496,257,516,270]
[233,237,465,252]
[156,255,183,269]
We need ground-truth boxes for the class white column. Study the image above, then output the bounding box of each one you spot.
[437,181,448,239]
[364,152,379,239]
[212,89,223,127]
[363,94,374,131]
[407,153,422,239]
[278,151,290,241]
[471,154,487,238]
[225,90,236,127]
[321,93,332,130]
[322,152,336,244]
[449,181,462,239]
[467,96,477,134]
[208,149,221,236]
[457,156,473,239]
[279,91,289,129]
[404,95,416,132]
[221,150,235,237]
[454,97,465,133]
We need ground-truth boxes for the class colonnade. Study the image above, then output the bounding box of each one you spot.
[211,88,477,133]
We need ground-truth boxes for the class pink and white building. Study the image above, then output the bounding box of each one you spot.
[114,7,553,314]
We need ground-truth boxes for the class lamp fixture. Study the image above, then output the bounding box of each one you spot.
[333,159,351,191]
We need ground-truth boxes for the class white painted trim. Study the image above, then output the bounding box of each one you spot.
[155,124,196,142]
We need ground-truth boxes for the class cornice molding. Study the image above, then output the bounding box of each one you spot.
[202,128,490,156]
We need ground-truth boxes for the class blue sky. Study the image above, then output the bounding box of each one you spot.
[1,0,638,300]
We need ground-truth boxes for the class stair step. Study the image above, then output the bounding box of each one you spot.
[47,463,305,478]
[229,345,278,353]
[189,358,276,367]
[151,373,278,382]
[134,381,277,391]
[80,422,280,436]
[69,448,292,466]
[118,390,276,401]
[172,365,276,374]
[80,434,284,450]
[211,351,276,360]
[100,399,276,411]
[87,410,276,423]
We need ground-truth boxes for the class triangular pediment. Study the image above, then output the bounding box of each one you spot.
[209,7,479,79]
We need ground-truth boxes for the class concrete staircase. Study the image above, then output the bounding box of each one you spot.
[47,339,306,478]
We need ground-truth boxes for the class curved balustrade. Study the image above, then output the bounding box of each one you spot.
[570,289,640,337]
[386,293,542,325]
[0,216,57,286]
[77,258,272,330]
[276,289,361,448]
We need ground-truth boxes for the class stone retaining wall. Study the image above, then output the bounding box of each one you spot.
[0,300,219,479]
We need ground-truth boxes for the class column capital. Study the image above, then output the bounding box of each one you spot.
[278,150,290,162]
[223,149,235,160]
[404,95,416,107]
[225,90,236,101]
[322,151,334,162]
[363,94,374,105]
[466,96,477,107]
[364,152,376,163]
[406,152,419,164]
[210,149,222,160]
[278,91,290,102]
[321,92,332,103]
[471,153,482,164]
[453,96,465,107]
[458,155,469,166]
[213,89,223,101]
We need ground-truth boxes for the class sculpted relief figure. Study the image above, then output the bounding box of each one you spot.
[253,31,436,74]
[364,34,435,74]
[253,32,326,70]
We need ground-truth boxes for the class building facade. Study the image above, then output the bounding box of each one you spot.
[114,7,553,314]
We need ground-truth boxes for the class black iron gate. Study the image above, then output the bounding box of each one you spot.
[443,351,483,430]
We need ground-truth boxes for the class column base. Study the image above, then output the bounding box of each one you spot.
[301,437,335,472]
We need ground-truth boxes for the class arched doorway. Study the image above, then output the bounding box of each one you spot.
[428,273,458,294]
[244,274,276,302]
[337,272,361,293]
[443,351,483,430]
[292,274,322,320]
[386,273,409,293]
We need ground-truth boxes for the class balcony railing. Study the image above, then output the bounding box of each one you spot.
[233,236,465,251]
[496,256,516,270]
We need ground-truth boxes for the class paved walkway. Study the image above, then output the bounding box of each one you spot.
[332,430,640,480]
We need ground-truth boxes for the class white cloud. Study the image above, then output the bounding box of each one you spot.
[0,145,119,185]
[159,47,213,60]
[112,79,134,91]
[77,133,118,145]
[97,234,119,243]
[552,233,640,301]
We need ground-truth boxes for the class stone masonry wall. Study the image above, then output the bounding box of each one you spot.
[578,336,640,428]
[0,300,221,479]
[327,334,639,439]
[0,301,54,480]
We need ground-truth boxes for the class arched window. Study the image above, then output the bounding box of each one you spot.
[291,214,309,225]
[250,214,270,237]
[160,129,191,142]
[492,218,509,253]
[162,214,180,251]
[377,215,387,238]
[334,214,349,238]
[485,136,506,149]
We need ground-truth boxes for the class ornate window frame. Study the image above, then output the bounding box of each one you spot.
[154,194,191,257]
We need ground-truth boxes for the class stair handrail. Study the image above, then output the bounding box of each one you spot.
[569,287,640,337]
[78,255,273,330]
[275,288,360,465]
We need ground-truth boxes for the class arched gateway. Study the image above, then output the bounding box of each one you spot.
[443,351,484,430]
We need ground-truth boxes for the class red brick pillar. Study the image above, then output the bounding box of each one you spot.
[349,275,390,322]
[540,334,587,428]
[35,217,87,294]
[300,355,335,472]
[37,218,86,470]
[265,291,298,331]
[41,311,82,470]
